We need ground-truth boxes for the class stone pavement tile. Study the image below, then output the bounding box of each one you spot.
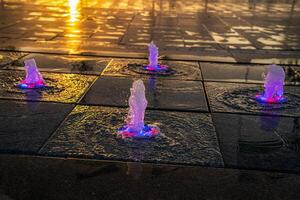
[201,62,300,85]
[40,105,223,166]
[0,51,26,68]
[0,70,96,103]
[205,82,300,117]
[80,76,208,111]
[101,58,202,81]
[0,156,300,200]
[213,113,300,172]
[0,40,72,55]
[0,100,74,153]
[5,53,111,75]
[230,50,300,65]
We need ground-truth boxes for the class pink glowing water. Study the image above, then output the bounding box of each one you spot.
[17,58,46,89]
[145,41,169,72]
[255,64,287,103]
[118,80,160,138]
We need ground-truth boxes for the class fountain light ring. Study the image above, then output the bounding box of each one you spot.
[255,94,287,104]
[17,80,46,89]
[127,63,175,76]
[117,124,160,139]
[144,64,169,72]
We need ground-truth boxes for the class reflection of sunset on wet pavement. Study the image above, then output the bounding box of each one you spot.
[0,0,299,61]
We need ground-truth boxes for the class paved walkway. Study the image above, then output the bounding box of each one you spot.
[0,0,300,199]
[0,0,300,63]
[0,50,299,199]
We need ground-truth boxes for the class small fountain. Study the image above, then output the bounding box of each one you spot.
[17,58,46,89]
[144,41,169,72]
[255,64,287,103]
[127,41,174,76]
[118,79,160,138]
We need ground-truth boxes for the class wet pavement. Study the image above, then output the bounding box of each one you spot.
[0,50,299,199]
[0,0,299,63]
[1,155,300,200]
[0,0,300,199]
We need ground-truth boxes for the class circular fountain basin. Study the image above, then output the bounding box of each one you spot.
[117,124,160,139]
[127,63,175,76]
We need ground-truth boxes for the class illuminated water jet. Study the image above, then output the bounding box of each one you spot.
[144,41,169,72]
[255,64,287,103]
[17,58,46,89]
[118,79,160,138]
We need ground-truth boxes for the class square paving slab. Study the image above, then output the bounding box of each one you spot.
[0,70,96,103]
[101,58,202,81]
[0,100,74,153]
[80,76,208,111]
[205,82,300,117]
[0,51,26,68]
[40,105,224,166]
[230,50,300,66]
[213,113,300,172]
[5,53,111,75]
[0,155,299,200]
[201,62,300,85]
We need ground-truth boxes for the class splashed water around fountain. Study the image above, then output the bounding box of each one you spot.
[118,79,160,138]
[256,64,287,103]
[17,58,46,89]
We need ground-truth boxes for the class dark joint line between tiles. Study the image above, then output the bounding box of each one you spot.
[0,68,101,77]
[77,76,101,103]
[199,69,212,113]
[37,106,76,153]
[13,153,300,177]
[203,79,300,87]
[32,152,233,172]
[211,110,299,118]
[1,49,300,67]
[0,97,75,105]
[77,102,210,114]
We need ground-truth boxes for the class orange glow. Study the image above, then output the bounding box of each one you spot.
[68,0,80,23]
[66,0,81,54]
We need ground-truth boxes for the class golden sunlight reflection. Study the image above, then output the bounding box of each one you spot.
[66,0,81,54]
[68,0,80,22]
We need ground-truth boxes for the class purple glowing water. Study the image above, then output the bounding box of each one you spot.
[255,64,287,103]
[145,41,169,72]
[118,79,160,138]
[17,58,46,89]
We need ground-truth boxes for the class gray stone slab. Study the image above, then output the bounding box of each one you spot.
[230,50,300,65]
[0,51,26,68]
[205,82,300,117]
[6,53,111,75]
[0,70,96,103]
[0,155,300,200]
[80,76,208,111]
[0,100,74,153]
[213,113,300,172]
[201,62,300,86]
[0,156,300,200]
[40,105,223,166]
[101,58,202,81]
